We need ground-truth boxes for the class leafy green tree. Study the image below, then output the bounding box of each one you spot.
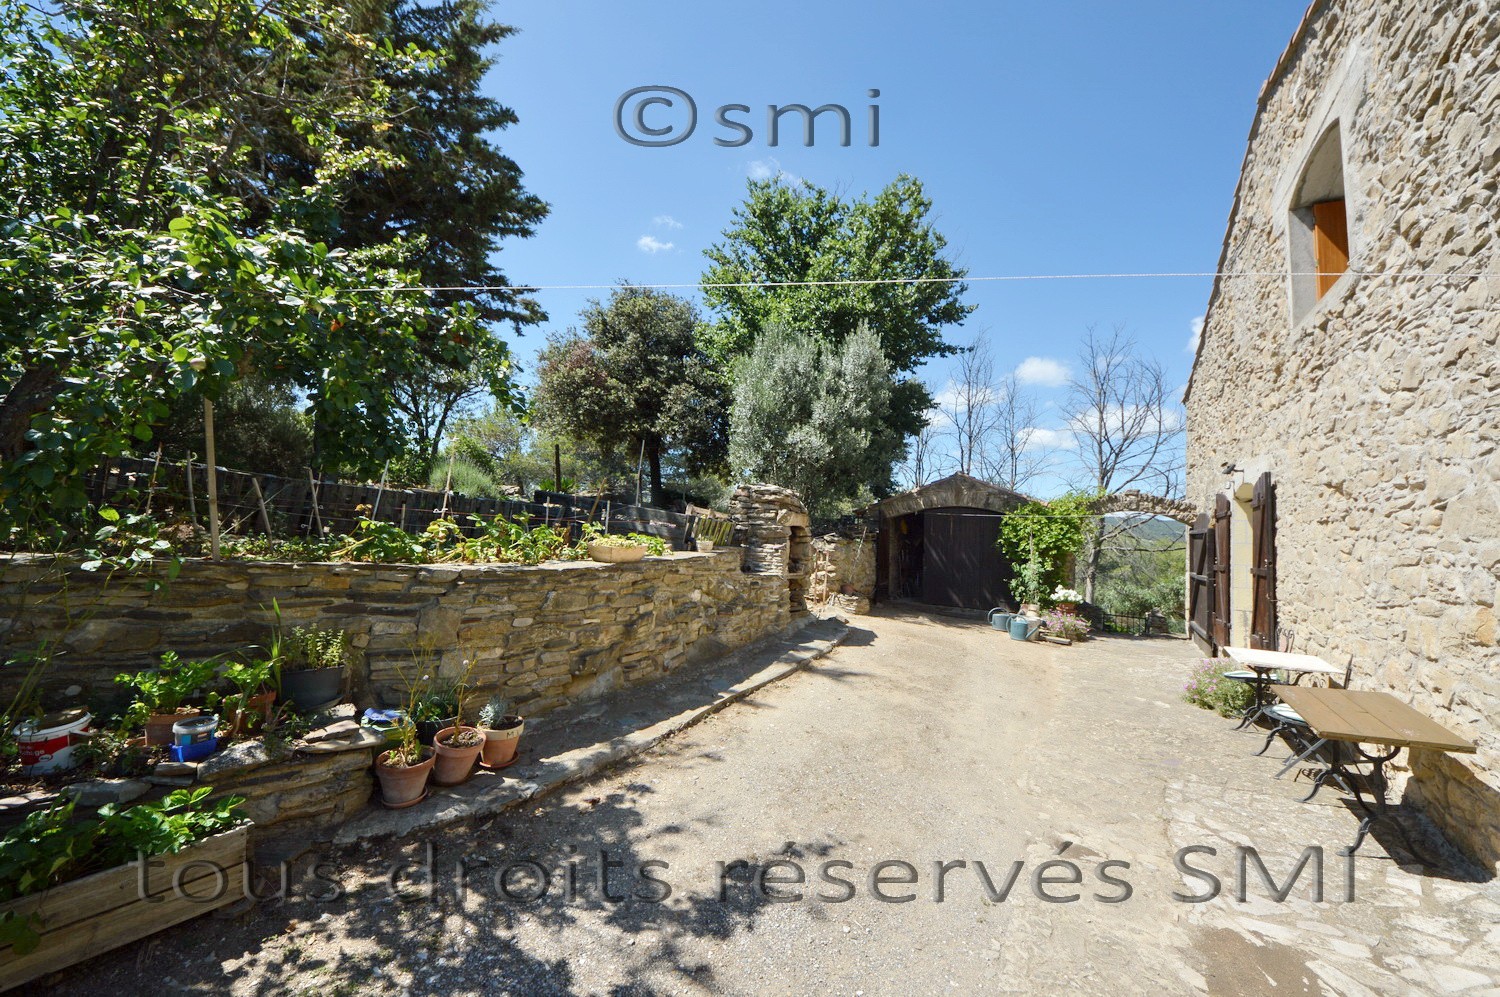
[0,0,509,542]
[147,380,314,480]
[701,175,974,438]
[443,405,632,497]
[148,0,544,478]
[997,494,1093,603]
[532,287,728,505]
[729,324,902,517]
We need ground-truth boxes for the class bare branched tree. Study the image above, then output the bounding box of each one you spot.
[984,372,1052,494]
[1065,325,1186,601]
[937,334,999,477]
[898,416,943,489]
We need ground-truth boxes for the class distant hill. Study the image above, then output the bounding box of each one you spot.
[1103,513,1187,547]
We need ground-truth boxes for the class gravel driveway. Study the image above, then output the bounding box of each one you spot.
[33,608,1500,996]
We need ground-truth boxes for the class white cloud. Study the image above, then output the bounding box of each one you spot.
[1014,356,1071,388]
[653,215,683,230]
[1188,315,1204,354]
[1023,427,1077,451]
[636,235,675,254]
[747,157,801,184]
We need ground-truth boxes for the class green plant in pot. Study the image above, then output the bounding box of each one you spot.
[117,652,218,745]
[276,622,352,713]
[212,658,277,738]
[580,523,667,563]
[431,660,484,786]
[374,721,434,808]
[477,695,525,769]
[409,681,460,746]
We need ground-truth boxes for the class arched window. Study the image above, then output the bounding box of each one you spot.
[1288,124,1350,322]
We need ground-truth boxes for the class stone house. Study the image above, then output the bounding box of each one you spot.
[1183,0,1499,867]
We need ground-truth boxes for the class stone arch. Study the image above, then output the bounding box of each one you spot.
[871,473,1028,518]
[1092,490,1199,525]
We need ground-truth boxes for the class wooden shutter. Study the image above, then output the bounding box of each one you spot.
[1313,199,1349,297]
[1250,473,1278,650]
[1212,493,1232,648]
[1188,512,1216,653]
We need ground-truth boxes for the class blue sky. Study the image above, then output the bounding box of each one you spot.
[482,1,1311,495]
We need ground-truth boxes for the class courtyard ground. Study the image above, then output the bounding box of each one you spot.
[33,607,1500,996]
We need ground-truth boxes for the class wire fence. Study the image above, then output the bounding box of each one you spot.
[84,456,728,551]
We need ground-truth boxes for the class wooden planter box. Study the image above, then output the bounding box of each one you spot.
[0,826,248,991]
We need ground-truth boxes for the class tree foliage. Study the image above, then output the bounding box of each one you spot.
[996,494,1093,603]
[729,324,902,517]
[700,175,974,438]
[531,287,728,505]
[0,0,513,543]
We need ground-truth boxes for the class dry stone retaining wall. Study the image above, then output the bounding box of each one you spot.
[1185,0,1500,867]
[0,549,790,719]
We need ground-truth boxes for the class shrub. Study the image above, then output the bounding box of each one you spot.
[1183,660,1252,717]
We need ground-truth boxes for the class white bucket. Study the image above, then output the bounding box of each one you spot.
[14,709,93,775]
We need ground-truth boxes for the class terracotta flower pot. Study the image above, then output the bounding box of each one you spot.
[480,717,525,769]
[1056,602,1078,614]
[431,726,484,785]
[587,542,646,564]
[230,691,276,737]
[145,708,203,746]
[376,748,434,808]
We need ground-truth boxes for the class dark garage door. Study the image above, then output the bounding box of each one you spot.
[921,508,1013,611]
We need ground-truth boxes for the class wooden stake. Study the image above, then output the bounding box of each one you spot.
[438,455,455,520]
[185,454,197,522]
[371,459,391,520]
[144,446,164,516]
[250,478,274,537]
[204,400,221,559]
[305,467,324,537]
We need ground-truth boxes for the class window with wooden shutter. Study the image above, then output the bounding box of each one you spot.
[1289,123,1349,322]
[1212,494,1232,649]
[1312,199,1349,298]
[1189,513,1217,653]
[1249,473,1278,651]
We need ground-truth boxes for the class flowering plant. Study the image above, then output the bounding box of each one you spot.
[1051,586,1083,603]
[1044,611,1090,642]
[1183,660,1253,717]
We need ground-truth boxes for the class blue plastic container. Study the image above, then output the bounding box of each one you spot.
[170,737,219,763]
[989,609,1015,631]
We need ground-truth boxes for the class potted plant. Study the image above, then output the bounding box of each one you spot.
[277,624,351,713]
[1012,556,1048,617]
[581,524,665,564]
[431,673,485,785]
[410,683,459,746]
[374,722,435,808]
[1051,586,1084,615]
[116,652,218,745]
[213,658,277,738]
[477,696,525,769]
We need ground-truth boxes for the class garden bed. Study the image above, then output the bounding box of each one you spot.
[0,826,247,991]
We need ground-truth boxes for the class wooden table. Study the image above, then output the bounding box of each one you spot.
[1223,647,1346,730]
[1268,685,1476,856]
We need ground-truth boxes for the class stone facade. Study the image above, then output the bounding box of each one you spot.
[0,549,790,720]
[1185,0,1500,867]
[807,533,878,614]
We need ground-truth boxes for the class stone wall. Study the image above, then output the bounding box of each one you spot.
[1185,0,1500,867]
[0,549,790,720]
[729,484,812,615]
[807,533,878,615]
